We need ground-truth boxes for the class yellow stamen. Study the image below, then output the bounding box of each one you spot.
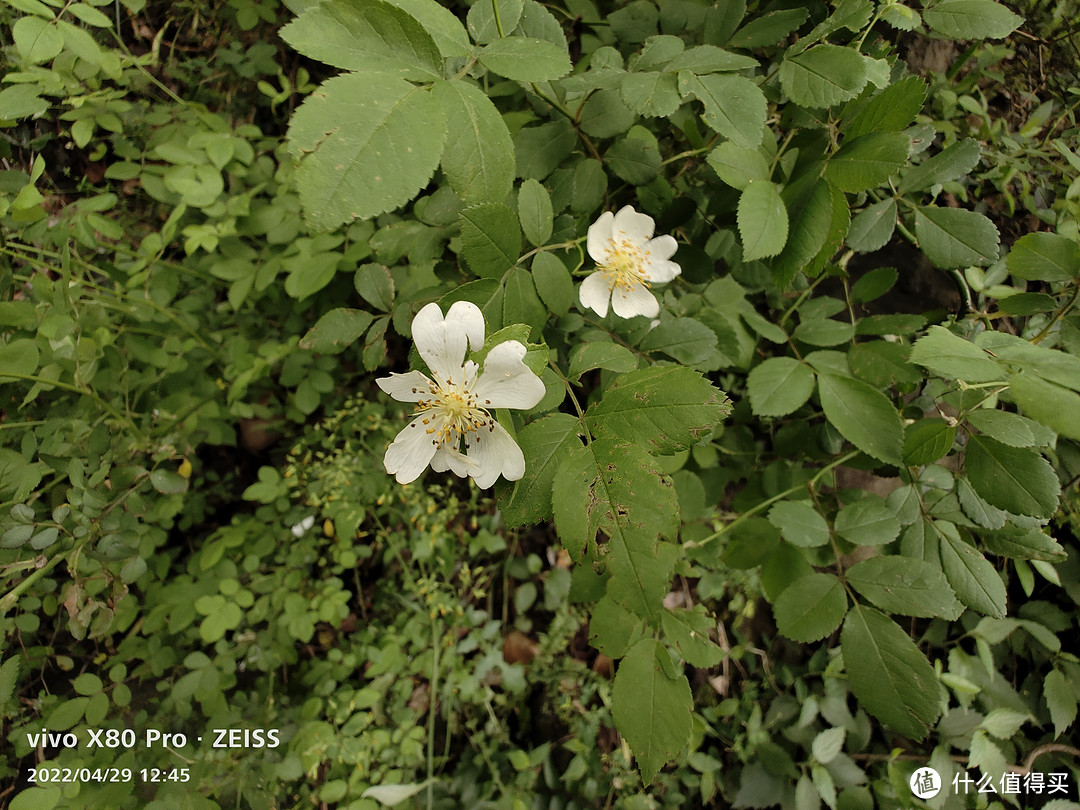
[600,236,652,291]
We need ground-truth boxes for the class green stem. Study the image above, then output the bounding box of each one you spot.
[1031,283,1080,344]
[491,0,505,37]
[548,358,592,445]
[427,616,443,810]
[0,372,146,442]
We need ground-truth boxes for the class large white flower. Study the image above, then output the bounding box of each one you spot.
[579,205,681,319]
[376,301,545,488]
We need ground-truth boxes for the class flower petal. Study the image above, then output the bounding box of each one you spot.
[383,415,439,484]
[578,271,612,317]
[646,234,678,262]
[472,341,546,410]
[431,446,477,478]
[612,205,655,245]
[411,301,485,382]
[587,210,615,264]
[376,370,434,402]
[611,280,659,319]
[465,421,526,488]
[642,258,681,284]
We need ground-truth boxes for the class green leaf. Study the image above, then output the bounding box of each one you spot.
[287,74,446,230]
[677,72,767,149]
[846,557,963,619]
[72,672,103,695]
[605,137,661,186]
[772,178,834,287]
[639,317,721,368]
[825,132,910,193]
[385,0,470,58]
[1044,669,1077,740]
[10,787,61,810]
[848,199,897,252]
[738,181,789,261]
[501,413,582,526]
[666,44,759,73]
[979,708,1031,740]
[517,179,553,247]
[707,141,771,190]
[0,338,40,380]
[841,604,940,740]
[479,36,571,82]
[1006,232,1080,282]
[966,408,1038,447]
[728,7,809,48]
[834,499,900,546]
[996,292,1057,316]
[768,500,830,548]
[817,373,904,465]
[903,418,956,466]
[432,80,515,206]
[0,85,49,119]
[0,656,20,711]
[621,71,682,118]
[467,0,523,44]
[851,267,898,303]
[812,727,847,765]
[150,469,188,495]
[774,573,848,642]
[966,434,1060,518]
[747,356,816,417]
[299,308,374,354]
[793,318,855,347]
[501,266,546,335]
[938,527,1007,618]
[779,44,867,108]
[612,638,693,784]
[514,120,576,180]
[909,325,1005,383]
[279,0,442,80]
[459,203,521,278]
[957,477,1007,529]
[46,696,89,730]
[586,366,731,454]
[354,263,395,311]
[590,595,645,658]
[567,342,638,381]
[914,206,1000,268]
[842,75,927,138]
[12,16,63,64]
[898,138,981,194]
[662,607,723,667]
[531,252,576,315]
[1008,372,1080,440]
[923,0,1023,39]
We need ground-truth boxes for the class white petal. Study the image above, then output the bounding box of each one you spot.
[290,515,315,537]
[612,205,655,245]
[587,211,615,263]
[383,415,439,484]
[411,301,484,383]
[472,341,546,410]
[431,446,477,478]
[376,370,434,402]
[611,281,659,319]
[646,233,678,262]
[465,421,525,488]
[578,271,612,317]
[642,257,681,284]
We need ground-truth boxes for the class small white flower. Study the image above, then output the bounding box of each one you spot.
[290,515,315,537]
[579,205,681,319]
[376,301,545,488]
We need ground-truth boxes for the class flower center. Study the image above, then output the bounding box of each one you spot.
[415,373,494,449]
[600,237,651,291]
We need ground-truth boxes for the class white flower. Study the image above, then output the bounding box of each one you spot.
[376,301,545,488]
[579,205,681,319]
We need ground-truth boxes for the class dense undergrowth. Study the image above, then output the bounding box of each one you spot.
[1,0,1080,808]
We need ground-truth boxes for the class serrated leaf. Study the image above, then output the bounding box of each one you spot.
[738,181,789,260]
[842,75,927,138]
[957,477,1007,529]
[909,325,1005,383]
[898,138,981,194]
[966,434,1060,519]
[923,0,1023,39]
[605,136,662,186]
[279,0,442,80]
[586,366,731,454]
[1044,669,1077,740]
[1008,373,1080,440]
[0,657,20,711]
[812,727,847,765]
[479,36,571,82]
[517,178,553,247]
[12,16,64,64]
[747,356,816,417]
[779,44,867,109]
[432,80,515,206]
[774,573,848,642]
[501,413,582,526]
[772,178,834,286]
[793,318,855,347]
[818,373,904,465]
[835,499,900,546]
[287,74,446,230]
[662,607,723,667]
[639,318,721,368]
[590,594,645,658]
[966,408,1037,447]
[841,604,940,740]
[385,0,470,58]
[980,708,1030,740]
[728,7,809,48]
[769,500,831,548]
[531,252,575,315]
[914,205,1000,268]
[612,639,693,784]
[621,71,682,118]
[567,342,638,381]
[354,263,395,311]
[938,526,1007,618]
[848,199,898,252]
[467,0,523,44]
[1006,232,1080,282]
[299,308,374,354]
[678,72,766,149]
[825,132,909,193]
[459,203,521,278]
[707,141,771,190]
[903,418,956,466]
[846,556,963,619]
